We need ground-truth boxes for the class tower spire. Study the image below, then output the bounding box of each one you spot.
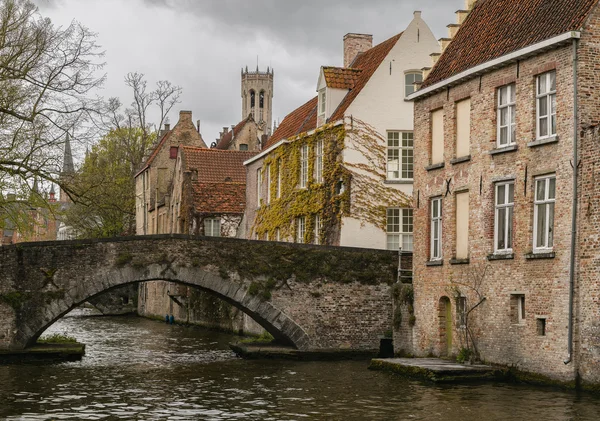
[62,133,74,174]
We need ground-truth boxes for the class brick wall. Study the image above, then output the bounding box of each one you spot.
[412,43,578,382]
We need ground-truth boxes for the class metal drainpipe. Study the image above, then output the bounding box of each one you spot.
[565,38,579,365]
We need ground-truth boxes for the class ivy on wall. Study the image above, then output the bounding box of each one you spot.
[252,117,413,245]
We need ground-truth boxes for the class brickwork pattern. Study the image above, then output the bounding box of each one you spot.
[0,235,396,352]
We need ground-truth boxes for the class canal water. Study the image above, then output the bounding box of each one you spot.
[1,308,600,420]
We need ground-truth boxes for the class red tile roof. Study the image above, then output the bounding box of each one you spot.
[323,67,362,89]
[330,32,402,121]
[214,116,253,150]
[265,96,318,148]
[192,182,246,214]
[181,147,256,183]
[422,0,597,89]
[265,32,402,149]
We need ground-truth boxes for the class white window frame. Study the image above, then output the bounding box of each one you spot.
[314,214,321,245]
[387,208,413,251]
[405,71,423,97]
[319,89,326,116]
[497,84,516,147]
[494,181,514,254]
[387,131,414,181]
[296,216,306,244]
[533,175,556,252]
[536,71,557,140]
[276,160,282,199]
[430,198,442,260]
[204,218,221,237]
[315,139,324,183]
[266,164,271,204]
[257,167,262,207]
[300,144,309,188]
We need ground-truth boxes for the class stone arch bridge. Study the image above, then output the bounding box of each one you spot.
[0,235,399,352]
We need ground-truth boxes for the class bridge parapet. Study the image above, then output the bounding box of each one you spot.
[0,235,398,352]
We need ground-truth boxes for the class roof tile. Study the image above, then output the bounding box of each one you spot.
[181,147,256,183]
[422,0,597,89]
[323,67,362,89]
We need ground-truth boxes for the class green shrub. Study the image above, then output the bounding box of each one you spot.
[38,334,77,344]
[457,347,473,364]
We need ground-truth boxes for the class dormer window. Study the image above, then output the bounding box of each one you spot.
[405,71,423,97]
[319,89,326,116]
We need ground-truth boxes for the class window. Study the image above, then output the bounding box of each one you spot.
[169,146,178,159]
[319,89,326,115]
[537,318,547,336]
[239,144,249,151]
[296,216,306,243]
[495,182,514,253]
[455,99,471,158]
[387,132,414,180]
[537,71,557,139]
[405,71,423,97]
[497,84,516,147]
[250,90,256,117]
[430,198,442,260]
[533,175,556,252]
[276,160,282,198]
[510,294,526,324]
[457,296,467,328]
[300,144,309,188]
[455,192,469,259]
[257,168,262,207]
[431,109,444,165]
[204,218,220,237]
[315,139,324,183]
[266,164,271,204]
[314,214,322,245]
[387,208,413,251]
[259,90,265,109]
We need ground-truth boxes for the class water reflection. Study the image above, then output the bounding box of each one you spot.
[0,308,599,420]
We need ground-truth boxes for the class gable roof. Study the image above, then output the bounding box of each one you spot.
[135,130,173,176]
[181,147,256,183]
[191,182,246,214]
[214,116,254,150]
[265,96,318,148]
[322,67,362,90]
[265,32,402,149]
[422,0,597,89]
[330,32,402,121]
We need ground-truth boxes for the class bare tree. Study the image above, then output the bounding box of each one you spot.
[0,0,105,230]
[448,264,488,362]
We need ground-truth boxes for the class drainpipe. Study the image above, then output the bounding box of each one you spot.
[565,38,579,365]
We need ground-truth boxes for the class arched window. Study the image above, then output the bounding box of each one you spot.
[250,90,256,108]
[405,71,423,96]
[259,91,265,109]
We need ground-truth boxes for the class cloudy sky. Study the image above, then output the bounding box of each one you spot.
[35,0,463,146]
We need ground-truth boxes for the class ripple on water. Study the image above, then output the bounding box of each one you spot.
[1,308,600,420]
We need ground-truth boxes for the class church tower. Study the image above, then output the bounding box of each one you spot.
[241,66,274,136]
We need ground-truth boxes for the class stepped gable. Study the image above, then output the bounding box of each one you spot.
[214,116,253,150]
[323,67,362,90]
[422,0,597,88]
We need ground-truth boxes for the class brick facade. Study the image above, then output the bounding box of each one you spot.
[411,3,600,388]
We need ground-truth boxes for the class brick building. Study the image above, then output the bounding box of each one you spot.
[408,0,600,388]
[244,12,439,250]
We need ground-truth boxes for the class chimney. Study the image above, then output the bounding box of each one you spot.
[223,127,229,134]
[343,33,373,68]
[179,110,193,124]
[164,123,171,131]
[197,120,201,133]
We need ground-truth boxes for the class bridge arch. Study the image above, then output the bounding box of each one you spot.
[23,264,310,350]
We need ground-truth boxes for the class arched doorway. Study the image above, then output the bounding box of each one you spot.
[438,296,452,357]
